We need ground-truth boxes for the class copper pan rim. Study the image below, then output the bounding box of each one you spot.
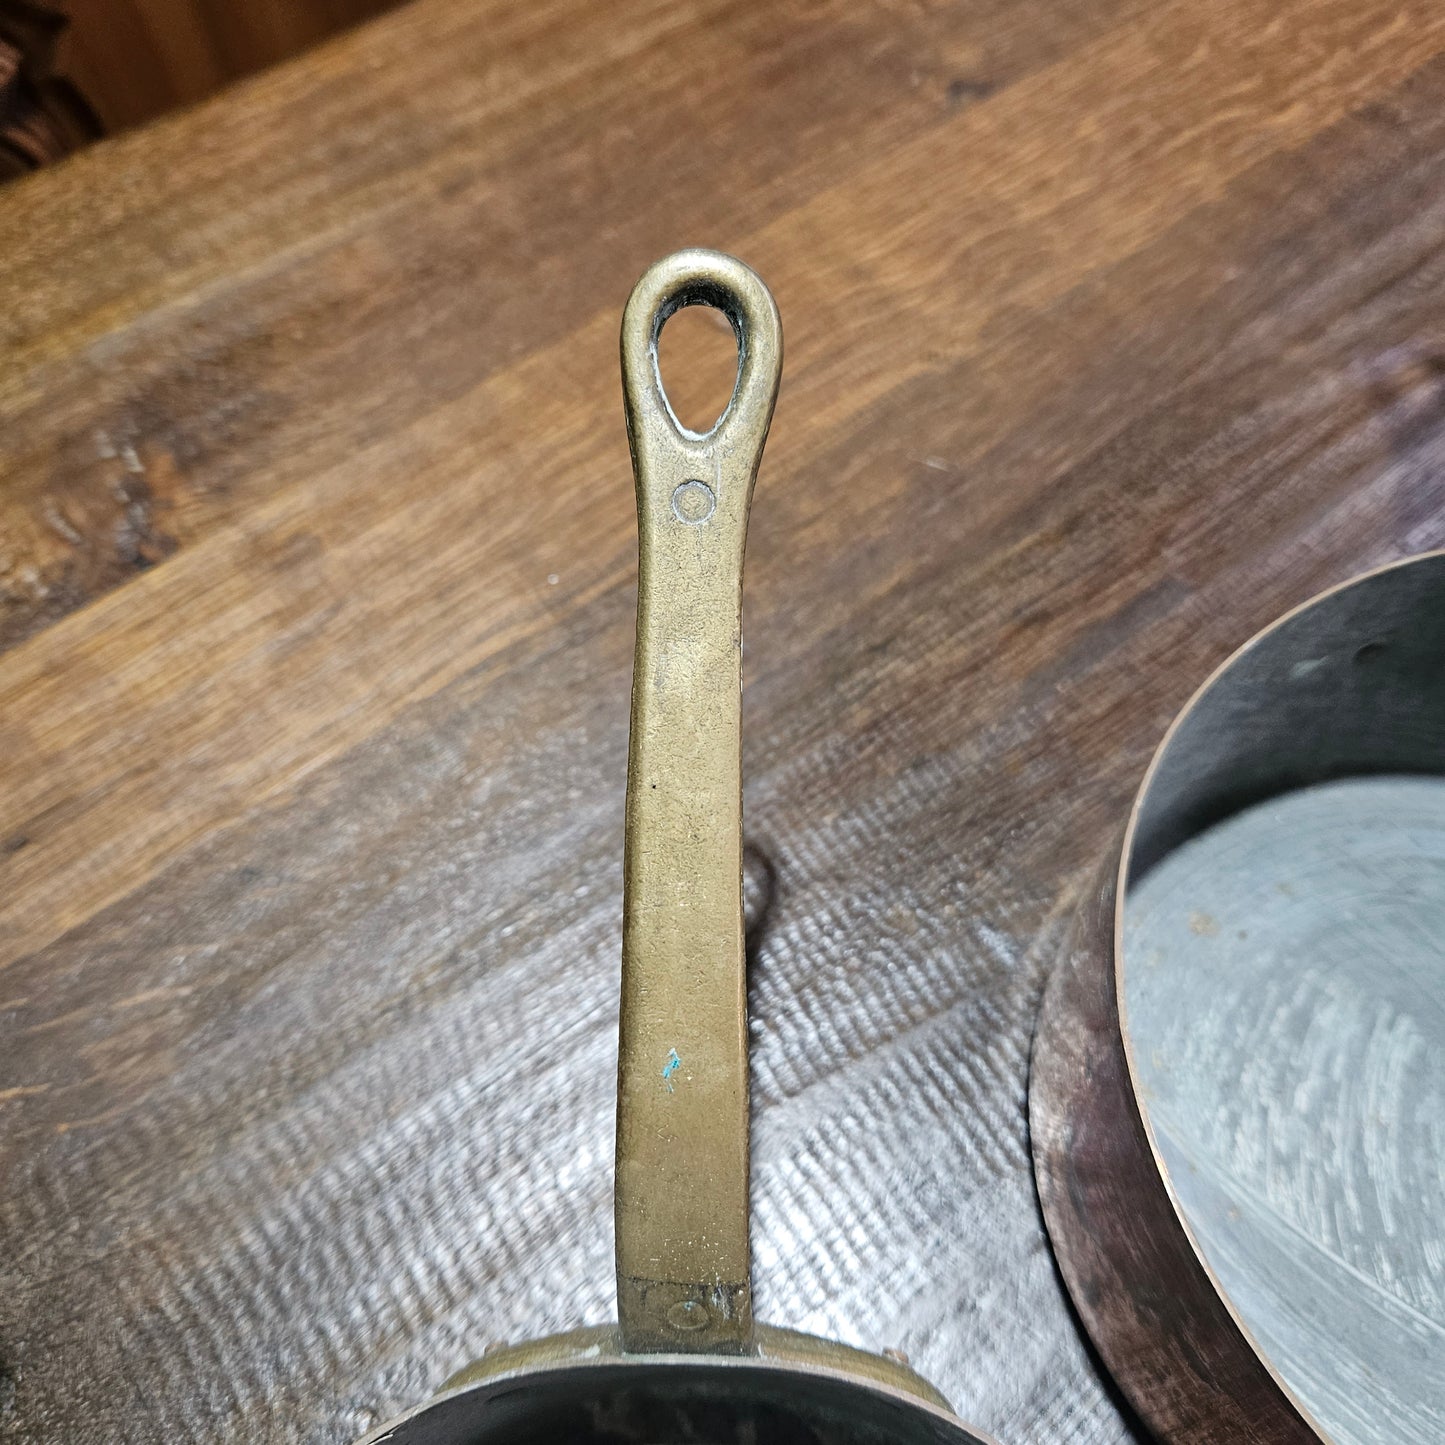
[1031,548,1445,1445]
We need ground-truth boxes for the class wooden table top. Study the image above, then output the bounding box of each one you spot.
[5,1,1445,1440]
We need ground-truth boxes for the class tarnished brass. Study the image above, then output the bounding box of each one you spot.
[352,251,996,1445]
[615,247,782,1354]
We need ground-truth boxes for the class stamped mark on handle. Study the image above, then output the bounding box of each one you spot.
[671,479,716,525]
[614,250,783,1356]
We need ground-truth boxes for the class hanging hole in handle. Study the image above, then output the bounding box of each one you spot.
[655,299,743,439]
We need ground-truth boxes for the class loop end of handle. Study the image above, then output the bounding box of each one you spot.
[621,248,782,456]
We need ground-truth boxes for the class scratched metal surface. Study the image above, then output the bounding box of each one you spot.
[1125,778,1445,1445]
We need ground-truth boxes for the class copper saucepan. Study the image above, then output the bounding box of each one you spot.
[1032,551,1445,1445]
[354,251,1001,1445]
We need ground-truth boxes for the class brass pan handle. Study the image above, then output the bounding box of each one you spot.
[614,250,782,1355]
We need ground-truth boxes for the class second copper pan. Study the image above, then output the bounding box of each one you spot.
[1031,552,1445,1445]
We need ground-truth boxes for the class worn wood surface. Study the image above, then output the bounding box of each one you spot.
[5,0,1445,1440]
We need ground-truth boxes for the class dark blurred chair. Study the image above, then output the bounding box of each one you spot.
[0,0,404,180]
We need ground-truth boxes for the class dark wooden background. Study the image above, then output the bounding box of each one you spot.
[5,0,1445,1440]
[1,0,405,180]
[55,0,401,133]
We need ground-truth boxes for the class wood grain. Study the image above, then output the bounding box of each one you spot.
[4,0,1445,1440]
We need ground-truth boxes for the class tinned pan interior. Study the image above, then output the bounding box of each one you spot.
[1031,551,1445,1445]
[1130,551,1445,883]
